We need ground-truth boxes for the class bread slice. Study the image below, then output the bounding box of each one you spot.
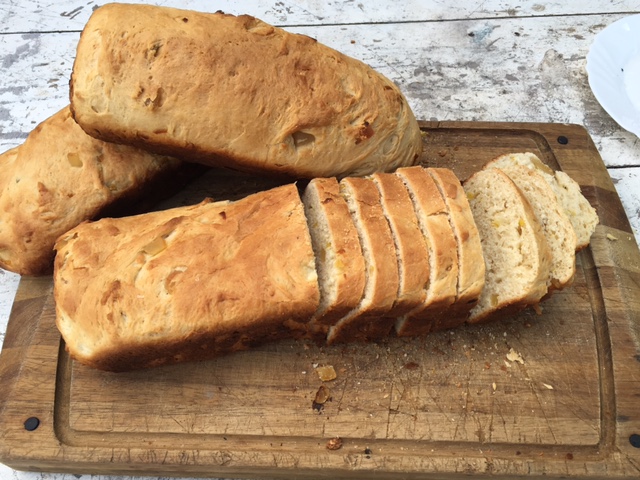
[485,152,598,250]
[394,166,458,336]
[489,164,577,291]
[326,177,399,344]
[302,177,366,326]
[426,168,485,330]
[0,106,183,276]
[54,184,319,372]
[370,172,430,316]
[464,168,552,323]
[70,4,422,179]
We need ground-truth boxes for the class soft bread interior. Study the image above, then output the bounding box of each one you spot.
[495,165,577,290]
[485,152,598,249]
[302,178,365,326]
[464,168,551,323]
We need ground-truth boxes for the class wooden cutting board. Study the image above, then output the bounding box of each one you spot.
[1,121,639,479]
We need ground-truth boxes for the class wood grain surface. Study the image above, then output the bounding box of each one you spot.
[1,122,639,479]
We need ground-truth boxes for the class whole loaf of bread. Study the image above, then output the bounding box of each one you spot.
[0,106,183,276]
[69,4,423,179]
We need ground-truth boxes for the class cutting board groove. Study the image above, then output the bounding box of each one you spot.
[1,121,639,479]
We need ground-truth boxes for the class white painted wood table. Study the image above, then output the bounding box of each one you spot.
[1,1,639,479]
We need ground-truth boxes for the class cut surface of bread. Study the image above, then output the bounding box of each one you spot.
[370,172,429,316]
[485,152,598,249]
[302,177,366,326]
[70,4,422,179]
[464,168,552,323]
[327,177,399,344]
[54,184,319,372]
[426,168,485,330]
[394,166,458,336]
[493,164,577,291]
[0,106,183,276]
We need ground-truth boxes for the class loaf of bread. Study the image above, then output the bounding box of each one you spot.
[54,184,319,372]
[53,161,596,371]
[0,106,183,276]
[69,4,423,179]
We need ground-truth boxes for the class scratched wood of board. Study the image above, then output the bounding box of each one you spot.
[0,122,639,479]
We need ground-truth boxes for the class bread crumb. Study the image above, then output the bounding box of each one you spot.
[326,437,343,450]
[316,365,337,381]
[606,233,618,241]
[506,348,525,364]
[313,385,331,412]
[542,383,554,390]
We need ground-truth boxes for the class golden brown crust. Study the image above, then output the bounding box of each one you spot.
[0,106,182,276]
[327,177,399,343]
[303,177,366,326]
[54,184,319,372]
[426,168,485,330]
[394,166,458,336]
[370,172,429,315]
[69,4,422,179]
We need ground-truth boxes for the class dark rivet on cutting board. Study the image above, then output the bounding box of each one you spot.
[24,417,40,431]
[630,434,640,448]
[557,135,569,145]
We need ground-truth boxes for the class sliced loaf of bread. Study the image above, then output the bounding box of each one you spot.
[302,177,366,327]
[327,177,400,344]
[394,166,458,336]
[489,164,577,291]
[426,167,485,330]
[485,152,598,250]
[370,172,430,316]
[464,168,552,323]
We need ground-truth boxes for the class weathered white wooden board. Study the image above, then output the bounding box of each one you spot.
[610,167,640,237]
[2,14,640,163]
[2,0,640,33]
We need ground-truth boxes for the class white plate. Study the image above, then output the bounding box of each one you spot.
[586,14,640,137]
